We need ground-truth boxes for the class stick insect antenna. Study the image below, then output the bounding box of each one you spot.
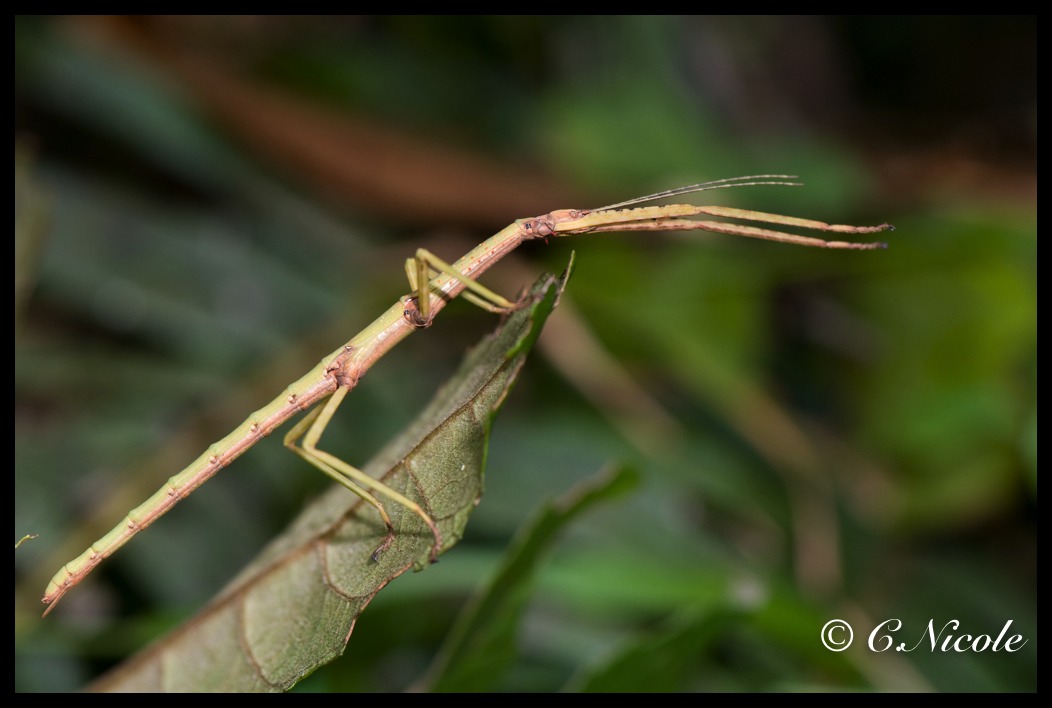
[595,174,803,211]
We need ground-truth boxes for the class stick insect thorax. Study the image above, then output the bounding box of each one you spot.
[40,175,890,615]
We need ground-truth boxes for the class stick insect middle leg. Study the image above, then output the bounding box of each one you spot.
[404,248,520,326]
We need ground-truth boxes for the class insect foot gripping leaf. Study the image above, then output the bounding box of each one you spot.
[88,265,571,693]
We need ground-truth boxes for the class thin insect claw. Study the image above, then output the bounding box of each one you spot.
[504,297,530,315]
[370,530,397,562]
[426,522,443,563]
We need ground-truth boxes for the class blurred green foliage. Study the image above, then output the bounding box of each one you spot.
[16,16,1034,692]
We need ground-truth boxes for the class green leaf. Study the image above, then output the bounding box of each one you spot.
[89,267,570,692]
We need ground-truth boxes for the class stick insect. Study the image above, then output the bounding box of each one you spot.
[41,175,891,615]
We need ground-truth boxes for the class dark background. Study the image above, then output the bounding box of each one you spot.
[15,16,1035,692]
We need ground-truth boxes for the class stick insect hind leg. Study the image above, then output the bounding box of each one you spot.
[284,248,526,563]
[283,386,443,563]
[285,249,524,564]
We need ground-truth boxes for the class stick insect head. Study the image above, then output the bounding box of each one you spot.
[516,209,596,241]
[516,215,557,240]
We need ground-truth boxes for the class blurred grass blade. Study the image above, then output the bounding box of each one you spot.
[88,266,570,693]
[565,590,869,692]
[568,608,741,692]
[417,464,640,692]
